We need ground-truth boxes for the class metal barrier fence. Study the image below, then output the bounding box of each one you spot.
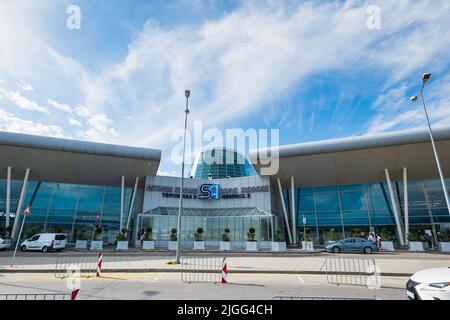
[0,293,71,300]
[181,256,224,283]
[321,256,379,287]
[270,295,381,300]
[55,254,99,278]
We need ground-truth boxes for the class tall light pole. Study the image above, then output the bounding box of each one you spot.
[411,72,450,216]
[175,89,190,264]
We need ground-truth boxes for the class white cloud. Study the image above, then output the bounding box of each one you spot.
[68,117,83,126]
[0,107,66,137]
[47,98,73,113]
[0,87,48,113]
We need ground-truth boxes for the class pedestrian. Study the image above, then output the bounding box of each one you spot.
[368,232,375,242]
[140,231,145,247]
[425,233,433,250]
[376,234,382,250]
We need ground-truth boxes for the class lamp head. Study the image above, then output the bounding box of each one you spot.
[422,72,431,84]
[185,90,190,98]
[410,95,418,102]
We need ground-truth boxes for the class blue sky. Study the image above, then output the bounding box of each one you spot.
[0,0,450,176]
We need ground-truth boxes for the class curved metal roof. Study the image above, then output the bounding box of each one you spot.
[0,131,161,186]
[251,126,450,187]
[252,126,450,159]
[0,131,161,161]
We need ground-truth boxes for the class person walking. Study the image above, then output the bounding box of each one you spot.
[376,234,382,250]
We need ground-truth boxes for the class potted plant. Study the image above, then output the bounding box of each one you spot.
[246,227,258,251]
[75,229,88,249]
[407,231,424,251]
[326,228,339,245]
[302,227,314,251]
[142,227,154,250]
[168,228,178,250]
[220,228,231,251]
[379,229,395,251]
[194,227,205,250]
[271,230,287,252]
[438,228,450,252]
[90,227,103,250]
[116,228,129,250]
[0,227,12,248]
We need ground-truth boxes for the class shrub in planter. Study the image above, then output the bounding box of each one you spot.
[168,228,178,250]
[302,227,314,251]
[246,227,258,251]
[407,231,424,251]
[220,228,231,251]
[327,228,339,244]
[90,227,103,250]
[271,230,286,252]
[75,229,88,249]
[438,229,450,252]
[194,227,205,250]
[116,228,129,250]
[145,227,153,241]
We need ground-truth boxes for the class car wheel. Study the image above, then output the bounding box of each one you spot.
[364,246,372,254]
[332,246,341,253]
[42,246,48,253]
[20,245,27,252]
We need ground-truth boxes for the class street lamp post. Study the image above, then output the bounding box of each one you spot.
[175,89,190,264]
[411,73,450,216]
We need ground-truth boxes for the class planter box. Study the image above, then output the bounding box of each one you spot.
[409,241,425,251]
[271,242,287,252]
[142,241,155,250]
[246,241,258,251]
[219,241,231,251]
[194,241,205,250]
[301,241,314,251]
[90,240,103,251]
[380,241,395,251]
[75,240,88,249]
[168,241,178,250]
[439,242,450,252]
[116,241,128,250]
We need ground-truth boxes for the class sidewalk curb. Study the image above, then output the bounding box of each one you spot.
[0,268,414,277]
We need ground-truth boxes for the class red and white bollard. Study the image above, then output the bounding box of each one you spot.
[221,257,228,284]
[71,288,80,300]
[96,251,103,277]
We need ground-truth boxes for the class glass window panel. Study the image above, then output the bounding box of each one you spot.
[341,191,368,211]
[299,194,314,212]
[314,186,338,192]
[315,193,339,211]
[51,191,78,209]
[77,191,103,211]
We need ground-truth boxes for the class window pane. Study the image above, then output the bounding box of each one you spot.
[341,191,368,211]
[315,193,339,211]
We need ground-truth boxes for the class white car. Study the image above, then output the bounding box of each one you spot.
[20,233,67,253]
[0,237,12,250]
[406,267,450,300]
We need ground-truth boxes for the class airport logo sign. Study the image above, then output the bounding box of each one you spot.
[199,184,220,200]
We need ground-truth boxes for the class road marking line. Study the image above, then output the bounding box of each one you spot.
[151,273,165,282]
[296,275,306,285]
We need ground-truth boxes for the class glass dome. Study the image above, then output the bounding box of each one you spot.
[189,148,257,179]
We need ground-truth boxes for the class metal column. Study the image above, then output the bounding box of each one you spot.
[126,177,139,231]
[5,167,11,228]
[120,176,125,230]
[277,177,293,244]
[290,177,296,244]
[403,167,409,244]
[384,169,405,246]
[11,168,30,241]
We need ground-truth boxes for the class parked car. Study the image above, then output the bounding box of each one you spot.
[325,237,378,254]
[20,233,67,252]
[0,237,12,250]
[406,267,450,300]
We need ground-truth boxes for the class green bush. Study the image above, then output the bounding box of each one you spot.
[145,227,153,240]
[438,229,450,242]
[222,228,230,242]
[247,227,256,242]
[407,230,420,241]
[327,228,339,241]
[303,227,312,241]
[195,227,204,241]
[274,230,283,242]
[170,228,177,241]
[76,229,88,241]
[94,227,103,240]
[117,228,128,241]
[379,229,393,241]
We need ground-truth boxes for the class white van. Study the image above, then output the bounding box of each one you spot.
[20,233,67,252]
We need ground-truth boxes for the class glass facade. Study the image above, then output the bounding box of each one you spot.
[0,180,142,244]
[189,148,257,179]
[138,207,279,243]
[285,179,450,246]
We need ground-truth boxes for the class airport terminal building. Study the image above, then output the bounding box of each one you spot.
[1,126,450,248]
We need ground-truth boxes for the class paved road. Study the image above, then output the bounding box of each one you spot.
[0,272,408,300]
